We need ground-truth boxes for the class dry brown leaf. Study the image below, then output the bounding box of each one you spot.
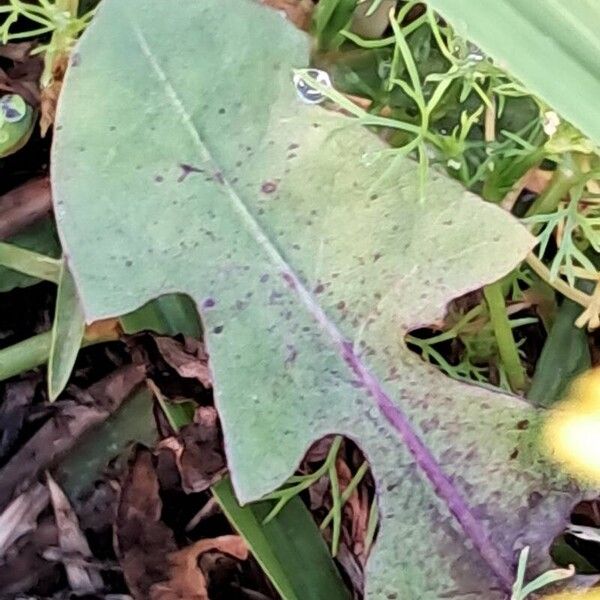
[0,483,48,558]
[308,473,330,510]
[304,434,338,464]
[336,541,364,598]
[350,0,395,39]
[115,447,178,599]
[157,406,225,493]
[352,488,370,561]
[155,336,212,388]
[0,364,145,510]
[46,472,103,594]
[0,42,35,63]
[0,43,42,106]
[0,177,52,240]
[523,168,553,194]
[150,536,248,600]
[117,448,246,600]
[0,377,39,463]
[260,0,314,30]
[0,516,59,594]
[40,52,69,136]
[85,318,122,342]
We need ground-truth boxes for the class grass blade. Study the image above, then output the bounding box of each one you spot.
[213,477,351,600]
[528,298,591,407]
[0,241,61,283]
[120,294,201,337]
[48,262,86,400]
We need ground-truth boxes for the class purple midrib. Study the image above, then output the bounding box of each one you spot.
[285,271,514,591]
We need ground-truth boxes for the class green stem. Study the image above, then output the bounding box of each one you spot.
[0,327,117,382]
[262,436,343,522]
[525,253,590,308]
[320,461,369,529]
[0,331,53,381]
[328,460,342,556]
[3,25,54,39]
[364,497,379,555]
[525,167,578,218]
[483,280,526,391]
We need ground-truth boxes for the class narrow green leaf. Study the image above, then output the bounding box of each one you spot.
[0,241,61,283]
[517,564,575,600]
[48,262,86,400]
[426,0,600,146]
[528,298,591,407]
[314,0,358,50]
[147,378,196,432]
[55,388,157,498]
[120,294,201,337]
[0,219,61,292]
[162,399,196,430]
[213,477,351,600]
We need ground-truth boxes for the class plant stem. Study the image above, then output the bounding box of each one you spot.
[574,277,600,329]
[262,436,343,522]
[525,253,590,308]
[0,325,119,382]
[320,461,369,529]
[0,331,53,381]
[364,497,379,555]
[328,460,342,556]
[483,280,526,391]
[525,167,578,218]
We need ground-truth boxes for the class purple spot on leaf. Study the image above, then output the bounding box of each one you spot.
[281,272,296,290]
[284,345,298,366]
[261,181,277,194]
[178,163,204,182]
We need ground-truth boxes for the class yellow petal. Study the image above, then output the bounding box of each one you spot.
[544,592,600,599]
[543,368,600,483]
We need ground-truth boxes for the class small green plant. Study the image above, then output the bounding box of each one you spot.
[525,169,600,287]
[260,436,373,557]
[305,0,600,393]
[0,0,95,85]
[406,288,536,391]
[511,546,575,600]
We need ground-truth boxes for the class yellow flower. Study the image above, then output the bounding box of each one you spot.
[543,368,600,483]
[544,592,600,599]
